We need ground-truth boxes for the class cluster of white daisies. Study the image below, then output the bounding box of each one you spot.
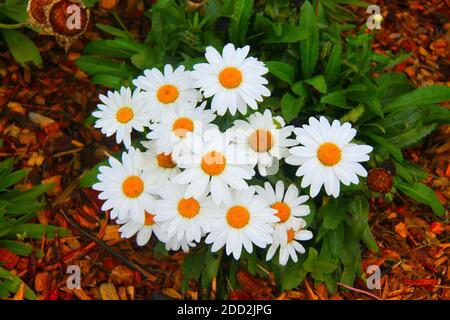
[92,44,373,265]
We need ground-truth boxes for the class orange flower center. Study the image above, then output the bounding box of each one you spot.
[156,153,176,168]
[116,107,134,123]
[177,198,200,219]
[172,117,194,138]
[271,202,291,223]
[122,176,144,198]
[287,229,295,243]
[219,67,242,89]
[157,84,179,104]
[201,151,226,176]
[144,212,156,226]
[226,205,250,229]
[317,142,342,166]
[249,129,273,152]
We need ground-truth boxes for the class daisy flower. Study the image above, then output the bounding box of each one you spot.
[231,109,297,176]
[93,147,155,225]
[155,183,213,242]
[255,181,310,245]
[133,65,202,122]
[191,43,270,116]
[93,87,152,149]
[173,130,255,205]
[117,211,165,246]
[137,140,180,188]
[164,234,197,253]
[285,116,373,198]
[266,219,313,266]
[205,187,278,260]
[146,101,217,155]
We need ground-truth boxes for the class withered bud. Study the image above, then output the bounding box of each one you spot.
[367,168,393,194]
[27,0,55,34]
[46,0,90,51]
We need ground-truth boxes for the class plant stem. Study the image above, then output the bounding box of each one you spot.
[0,22,27,29]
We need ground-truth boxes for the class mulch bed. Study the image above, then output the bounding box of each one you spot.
[0,0,448,300]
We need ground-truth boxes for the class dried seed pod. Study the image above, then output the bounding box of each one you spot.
[367,168,393,194]
[27,0,56,34]
[45,0,90,51]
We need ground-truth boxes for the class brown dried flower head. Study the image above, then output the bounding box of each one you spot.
[45,0,90,50]
[367,168,393,194]
[27,0,55,34]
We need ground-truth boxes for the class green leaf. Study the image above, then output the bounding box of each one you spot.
[384,86,450,113]
[281,92,301,123]
[0,169,28,191]
[266,61,294,85]
[322,199,347,230]
[299,1,319,79]
[181,249,206,290]
[340,104,365,123]
[366,134,403,162]
[303,247,318,272]
[304,75,327,94]
[349,196,369,223]
[327,222,345,257]
[0,240,37,257]
[95,23,131,39]
[91,75,124,89]
[228,0,253,45]
[0,266,36,299]
[325,43,342,87]
[272,261,308,291]
[321,90,348,108]
[262,24,308,44]
[6,224,70,239]
[387,124,436,148]
[396,180,445,216]
[395,161,429,183]
[0,29,42,67]
[361,226,378,252]
[201,250,220,288]
[79,159,109,188]
[75,56,136,78]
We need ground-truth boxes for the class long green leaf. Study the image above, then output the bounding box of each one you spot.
[299,1,319,79]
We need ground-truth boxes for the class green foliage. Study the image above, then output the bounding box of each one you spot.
[0,0,42,66]
[79,0,450,295]
[0,159,70,299]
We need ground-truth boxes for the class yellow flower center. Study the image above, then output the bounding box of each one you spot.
[201,151,226,176]
[271,202,291,223]
[249,129,273,152]
[287,229,295,243]
[122,176,144,198]
[177,197,200,219]
[144,212,156,226]
[219,67,242,89]
[156,153,176,168]
[226,205,250,229]
[317,142,342,166]
[157,84,179,104]
[116,107,134,124]
[172,117,194,138]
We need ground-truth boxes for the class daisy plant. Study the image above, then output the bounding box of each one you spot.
[80,0,450,298]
